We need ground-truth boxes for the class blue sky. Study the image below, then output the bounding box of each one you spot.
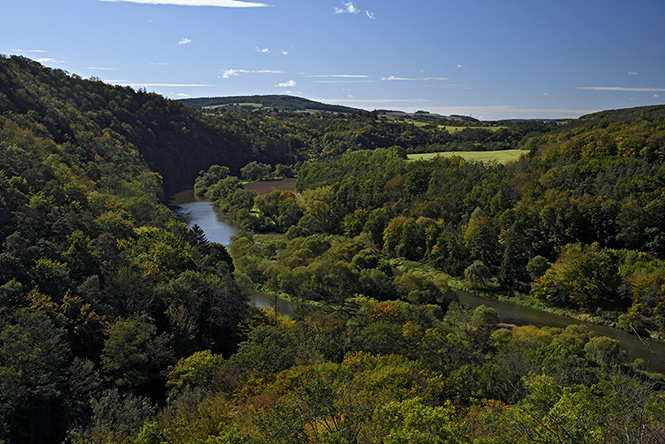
[2,0,664,120]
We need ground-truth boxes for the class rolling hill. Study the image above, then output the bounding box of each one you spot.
[178,94,359,114]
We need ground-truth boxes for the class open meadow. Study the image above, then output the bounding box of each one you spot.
[408,149,528,164]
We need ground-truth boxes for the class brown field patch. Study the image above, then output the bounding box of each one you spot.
[243,178,297,196]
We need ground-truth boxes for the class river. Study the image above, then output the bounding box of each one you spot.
[170,190,240,247]
[170,190,294,316]
[170,190,665,373]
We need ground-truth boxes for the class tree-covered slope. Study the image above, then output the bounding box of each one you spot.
[0,56,249,443]
[178,94,359,114]
[0,55,257,189]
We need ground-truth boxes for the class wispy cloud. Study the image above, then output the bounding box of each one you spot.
[98,0,270,7]
[12,49,48,53]
[628,72,638,75]
[178,38,192,45]
[382,75,449,81]
[88,67,116,70]
[576,86,665,92]
[457,64,463,69]
[35,58,66,64]
[311,74,373,83]
[276,80,296,87]
[311,74,369,78]
[365,10,374,19]
[424,105,597,121]
[120,83,211,87]
[326,98,430,104]
[281,50,288,55]
[256,47,270,53]
[222,69,246,78]
[334,1,359,14]
[221,68,281,78]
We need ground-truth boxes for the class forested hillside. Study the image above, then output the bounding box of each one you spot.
[178,95,359,114]
[0,56,252,443]
[2,55,665,443]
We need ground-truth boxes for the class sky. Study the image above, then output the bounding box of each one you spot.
[2,0,665,120]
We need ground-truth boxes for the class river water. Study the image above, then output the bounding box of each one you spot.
[170,190,240,247]
[170,190,665,372]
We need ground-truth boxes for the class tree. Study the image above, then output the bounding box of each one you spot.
[240,161,272,181]
[101,315,174,394]
[532,243,627,311]
[464,260,490,288]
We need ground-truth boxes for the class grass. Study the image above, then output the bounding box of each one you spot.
[386,119,505,132]
[407,149,528,164]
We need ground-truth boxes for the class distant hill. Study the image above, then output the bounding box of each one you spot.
[178,95,359,114]
[377,109,480,123]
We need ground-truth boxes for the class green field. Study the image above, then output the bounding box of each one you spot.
[407,149,528,164]
[410,122,506,132]
[386,119,505,132]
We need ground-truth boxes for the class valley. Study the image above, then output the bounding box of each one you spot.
[1,55,665,443]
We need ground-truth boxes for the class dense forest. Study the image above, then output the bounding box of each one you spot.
[2,54,665,443]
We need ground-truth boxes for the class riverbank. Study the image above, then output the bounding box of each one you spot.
[170,191,665,374]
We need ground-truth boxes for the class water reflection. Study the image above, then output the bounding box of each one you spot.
[170,190,239,247]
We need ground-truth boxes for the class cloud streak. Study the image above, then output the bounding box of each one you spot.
[12,49,48,53]
[276,80,296,87]
[35,58,66,64]
[178,38,192,45]
[221,68,282,78]
[382,75,449,81]
[120,83,211,87]
[310,74,369,78]
[98,0,269,7]
[576,86,665,92]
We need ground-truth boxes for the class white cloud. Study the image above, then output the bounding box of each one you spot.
[281,50,288,55]
[457,64,463,69]
[35,58,66,64]
[12,49,48,53]
[276,80,296,87]
[365,10,375,19]
[311,74,369,78]
[176,93,190,97]
[655,94,660,98]
[576,86,665,92]
[256,47,270,53]
[628,71,638,75]
[121,83,211,87]
[178,38,192,45]
[326,98,429,104]
[98,0,269,7]
[222,68,247,78]
[221,68,281,78]
[381,75,449,81]
[334,2,359,14]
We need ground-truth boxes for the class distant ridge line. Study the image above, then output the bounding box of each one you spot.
[177,94,359,114]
